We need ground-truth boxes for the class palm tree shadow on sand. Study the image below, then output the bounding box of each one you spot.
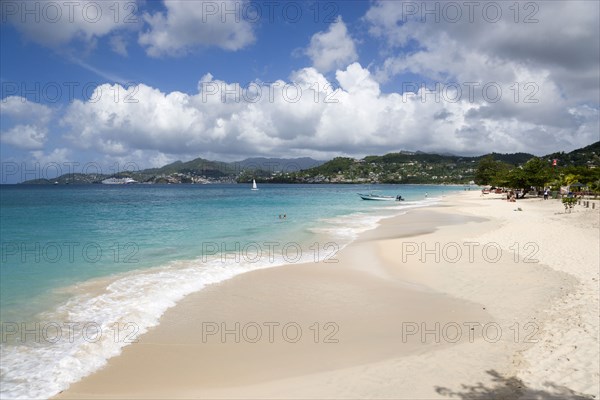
[434,370,594,400]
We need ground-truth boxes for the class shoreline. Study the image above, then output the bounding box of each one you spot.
[57,192,599,399]
[2,188,443,400]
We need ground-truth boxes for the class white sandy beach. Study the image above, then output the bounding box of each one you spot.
[57,191,600,399]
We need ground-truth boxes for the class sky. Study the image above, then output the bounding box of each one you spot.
[1,0,599,182]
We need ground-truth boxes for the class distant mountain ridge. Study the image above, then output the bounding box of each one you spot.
[18,157,325,185]
[17,142,599,185]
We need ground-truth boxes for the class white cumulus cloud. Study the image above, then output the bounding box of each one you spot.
[1,97,53,150]
[305,16,358,73]
[138,0,255,57]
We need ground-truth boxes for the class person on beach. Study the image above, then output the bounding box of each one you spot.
[544,189,549,200]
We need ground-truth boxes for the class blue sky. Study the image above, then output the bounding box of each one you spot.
[1,0,599,182]
[1,1,373,96]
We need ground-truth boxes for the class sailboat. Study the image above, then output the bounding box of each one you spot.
[251,179,259,191]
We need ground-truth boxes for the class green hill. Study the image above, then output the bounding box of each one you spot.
[543,141,600,167]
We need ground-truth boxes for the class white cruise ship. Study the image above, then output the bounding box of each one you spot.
[101,177,137,185]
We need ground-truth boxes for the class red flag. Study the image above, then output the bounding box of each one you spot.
[552,159,557,166]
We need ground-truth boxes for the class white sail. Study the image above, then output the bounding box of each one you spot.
[251,179,258,190]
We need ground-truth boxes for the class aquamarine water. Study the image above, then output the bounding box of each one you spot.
[0,183,462,399]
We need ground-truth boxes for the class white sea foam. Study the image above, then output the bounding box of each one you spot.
[312,198,439,239]
[0,249,319,399]
[309,212,390,241]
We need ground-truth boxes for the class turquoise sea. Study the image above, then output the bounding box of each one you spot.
[0,183,463,399]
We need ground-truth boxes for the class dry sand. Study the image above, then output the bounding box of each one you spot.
[57,192,599,399]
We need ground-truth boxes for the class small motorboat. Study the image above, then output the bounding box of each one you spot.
[358,192,399,201]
